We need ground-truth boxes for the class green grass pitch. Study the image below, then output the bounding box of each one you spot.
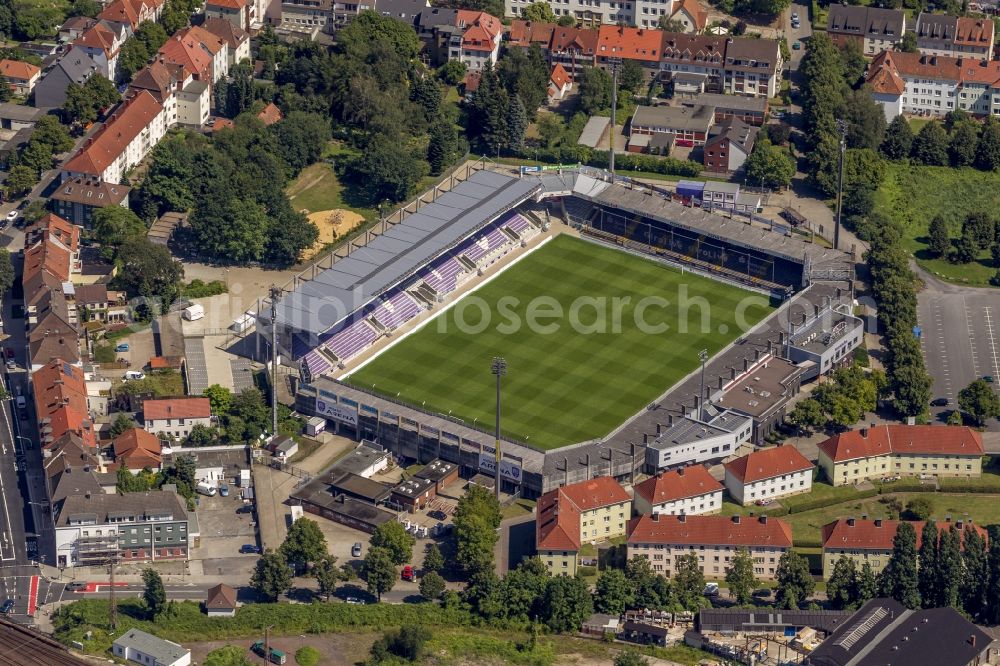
[346,235,774,450]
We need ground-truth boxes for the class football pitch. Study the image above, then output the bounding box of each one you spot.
[346,235,775,450]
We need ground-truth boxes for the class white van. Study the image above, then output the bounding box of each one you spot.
[183,304,205,321]
[123,371,146,380]
[196,481,217,497]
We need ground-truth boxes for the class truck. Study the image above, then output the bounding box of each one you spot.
[251,642,287,664]
[182,303,205,321]
[196,481,217,497]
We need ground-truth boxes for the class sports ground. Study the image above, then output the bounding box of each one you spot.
[347,235,774,450]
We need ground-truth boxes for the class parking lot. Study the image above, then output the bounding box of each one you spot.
[189,488,260,580]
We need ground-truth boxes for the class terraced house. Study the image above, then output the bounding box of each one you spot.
[817,424,984,487]
[536,476,631,575]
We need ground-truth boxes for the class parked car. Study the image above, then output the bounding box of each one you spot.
[703,582,720,597]
[930,397,949,406]
[66,582,87,592]
[793,41,802,50]
[5,211,17,223]
[755,498,773,506]
[352,542,362,558]
[123,371,145,380]
[115,343,130,352]
[240,544,261,554]
[345,596,363,605]
[428,509,447,521]
[219,484,229,497]
[984,375,995,383]
[1,599,14,614]
[401,565,415,581]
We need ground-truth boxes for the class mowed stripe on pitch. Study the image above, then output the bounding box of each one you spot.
[347,235,773,449]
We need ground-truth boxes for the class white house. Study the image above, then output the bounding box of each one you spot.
[723,445,813,506]
[113,629,191,666]
[548,63,572,103]
[632,465,724,516]
[142,397,212,440]
[644,408,754,470]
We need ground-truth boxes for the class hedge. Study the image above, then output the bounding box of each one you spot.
[508,146,702,178]
[785,488,879,514]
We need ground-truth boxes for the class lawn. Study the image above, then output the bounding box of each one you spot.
[873,163,1000,286]
[347,235,774,449]
[285,162,375,221]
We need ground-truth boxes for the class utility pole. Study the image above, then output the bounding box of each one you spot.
[108,556,117,633]
[269,285,281,437]
[491,357,507,503]
[609,58,621,184]
[834,119,848,251]
[698,349,708,420]
[264,624,274,664]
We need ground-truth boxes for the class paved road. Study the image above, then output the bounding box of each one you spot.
[785,1,811,73]
[916,267,1000,427]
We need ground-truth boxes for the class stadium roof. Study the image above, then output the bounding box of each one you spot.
[275,170,540,336]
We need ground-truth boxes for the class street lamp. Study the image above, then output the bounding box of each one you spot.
[491,357,507,502]
[698,349,709,420]
[834,119,848,251]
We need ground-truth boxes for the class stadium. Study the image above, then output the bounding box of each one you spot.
[263,163,858,498]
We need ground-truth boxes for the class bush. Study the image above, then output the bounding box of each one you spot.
[294,646,321,666]
[181,279,228,299]
[94,344,116,363]
[903,497,933,520]
[371,625,430,663]
[577,566,597,577]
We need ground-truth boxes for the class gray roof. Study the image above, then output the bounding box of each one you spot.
[703,181,741,194]
[417,6,457,28]
[915,11,957,39]
[578,116,610,148]
[373,0,427,22]
[51,46,99,84]
[631,104,715,133]
[698,607,852,634]
[56,489,187,527]
[114,629,189,664]
[692,93,767,114]
[0,104,46,123]
[707,119,758,154]
[274,169,539,336]
[647,408,752,450]
[827,5,905,37]
[329,443,391,477]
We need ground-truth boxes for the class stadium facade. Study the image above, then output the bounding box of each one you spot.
[264,164,861,498]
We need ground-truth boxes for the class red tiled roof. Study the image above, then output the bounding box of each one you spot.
[63,91,164,177]
[74,22,119,57]
[557,476,631,511]
[207,0,247,9]
[724,445,812,484]
[507,20,555,49]
[628,513,793,548]
[550,63,571,89]
[206,583,237,609]
[865,51,906,95]
[955,17,994,46]
[29,213,80,253]
[23,239,71,283]
[671,0,708,31]
[99,0,139,27]
[257,102,282,126]
[456,10,501,52]
[0,59,39,81]
[598,25,662,61]
[634,465,723,505]
[818,425,985,463]
[143,397,211,421]
[536,476,630,551]
[183,25,227,56]
[113,427,162,469]
[550,26,598,55]
[461,71,481,93]
[32,358,95,449]
[158,33,213,80]
[211,117,234,132]
[821,518,988,551]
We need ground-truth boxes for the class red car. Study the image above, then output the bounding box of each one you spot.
[401,565,415,581]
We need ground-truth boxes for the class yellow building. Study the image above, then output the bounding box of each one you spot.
[817,425,983,487]
[536,476,632,575]
[820,517,987,579]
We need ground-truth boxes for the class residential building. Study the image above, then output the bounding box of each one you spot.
[703,118,757,173]
[257,101,283,125]
[142,397,212,439]
[206,0,250,31]
[504,0,634,27]
[722,38,782,98]
[690,92,768,125]
[62,90,168,185]
[659,34,726,95]
[826,5,906,55]
[802,598,991,666]
[0,103,46,130]
[0,60,40,96]
[50,178,131,228]
[73,21,127,81]
[74,283,128,324]
[597,25,663,79]
[643,407,753,470]
[179,25,230,82]
[204,584,237,617]
[667,0,706,33]
[278,0,333,36]
[112,428,163,471]
[59,16,98,41]
[723,445,813,506]
[914,12,994,61]
[33,47,99,108]
[454,10,503,71]
[820,517,987,579]
[201,17,251,66]
[626,513,793,579]
[548,63,571,103]
[32,358,96,450]
[632,465,723,516]
[536,476,631,575]
[55,489,191,567]
[629,103,714,146]
[507,19,555,55]
[817,424,985,487]
[113,628,191,666]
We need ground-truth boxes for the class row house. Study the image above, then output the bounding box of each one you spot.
[98,0,165,32]
[536,476,631,575]
[821,516,987,580]
[632,465,723,516]
[75,284,129,325]
[50,177,131,229]
[59,16,98,42]
[721,38,782,98]
[818,424,984,487]
[0,60,41,96]
[723,445,813,506]
[62,90,168,185]
[626,513,793,580]
[504,0,705,31]
[597,25,664,80]
[703,118,758,173]
[142,397,213,439]
[32,358,97,450]
[507,21,598,78]
[417,9,503,71]
[914,12,994,61]
[866,50,1000,121]
[206,0,252,32]
[826,5,906,55]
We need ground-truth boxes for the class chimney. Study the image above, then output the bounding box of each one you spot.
[779,331,786,345]
[678,514,686,522]
[652,513,660,522]
[657,470,665,479]
[732,514,741,524]
[759,515,768,524]
[970,635,976,648]
[678,466,685,476]
[847,517,856,526]
[861,514,868,520]
[875,518,883,527]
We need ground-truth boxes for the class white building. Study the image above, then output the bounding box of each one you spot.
[113,629,191,666]
[644,407,753,470]
[723,445,813,506]
[632,465,724,516]
[142,397,213,440]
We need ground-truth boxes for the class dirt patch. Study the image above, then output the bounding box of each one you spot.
[189,632,376,666]
[302,209,365,261]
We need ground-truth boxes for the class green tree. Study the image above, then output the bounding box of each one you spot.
[4,165,34,198]
[910,122,949,166]
[827,555,859,610]
[348,135,427,204]
[281,518,329,572]
[961,524,989,620]
[880,115,914,159]
[775,550,814,610]
[190,196,268,263]
[744,138,795,189]
[521,1,556,21]
[109,413,136,438]
[627,556,672,609]
[313,556,344,600]
[540,574,593,632]
[900,31,918,53]
[962,211,995,250]
[423,543,444,574]
[673,552,706,611]
[905,497,933,521]
[113,237,183,306]
[577,66,612,114]
[618,59,645,94]
[453,484,501,577]
[93,206,146,260]
[958,378,1000,426]
[203,646,252,666]
[953,228,979,264]
[506,96,528,151]
[987,536,1000,624]
[0,248,14,296]
[186,423,218,446]
[438,60,467,86]
[427,118,460,176]
[271,111,331,173]
[251,550,293,602]
[927,215,950,258]
[370,521,415,565]
[497,557,548,621]
[337,10,420,61]
[498,44,550,115]
[879,521,919,609]
[975,117,1000,171]
[203,384,233,415]
[917,521,939,606]
[949,121,979,167]
[858,562,878,604]
[658,17,686,31]
[363,546,396,601]
[842,87,886,150]
[142,568,167,617]
[594,568,635,614]
[419,570,446,600]
[936,525,962,609]
[725,547,757,605]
